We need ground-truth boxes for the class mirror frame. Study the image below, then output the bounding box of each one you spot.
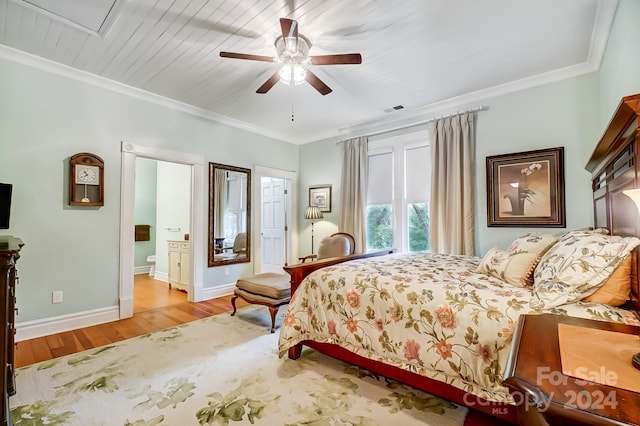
[208,162,251,267]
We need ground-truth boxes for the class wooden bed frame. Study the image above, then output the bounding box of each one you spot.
[586,93,640,310]
[282,94,640,425]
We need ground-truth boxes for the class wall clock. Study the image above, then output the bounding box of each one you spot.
[69,153,104,206]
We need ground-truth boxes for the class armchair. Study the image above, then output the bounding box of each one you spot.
[299,232,355,263]
[213,232,247,261]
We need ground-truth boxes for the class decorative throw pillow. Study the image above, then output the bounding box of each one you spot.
[582,255,632,306]
[507,233,558,257]
[530,233,640,309]
[477,247,540,287]
[505,232,558,285]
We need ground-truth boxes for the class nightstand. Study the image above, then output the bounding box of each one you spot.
[503,314,640,425]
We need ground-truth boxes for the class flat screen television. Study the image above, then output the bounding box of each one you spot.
[0,183,12,230]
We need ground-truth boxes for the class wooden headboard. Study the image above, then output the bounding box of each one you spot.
[586,93,640,310]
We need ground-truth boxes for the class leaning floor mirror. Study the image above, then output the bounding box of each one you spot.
[208,162,251,267]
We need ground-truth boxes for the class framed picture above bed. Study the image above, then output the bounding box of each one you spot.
[309,185,332,213]
[486,146,565,227]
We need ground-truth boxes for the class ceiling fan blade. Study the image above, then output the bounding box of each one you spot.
[305,70,332,95]
[280,18,298,46]
[280,18,298,39]
[220,52,276,62]
[256,71,281,94]
[310,53,362,65]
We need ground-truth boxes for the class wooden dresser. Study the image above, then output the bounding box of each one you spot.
[0,236,23,426]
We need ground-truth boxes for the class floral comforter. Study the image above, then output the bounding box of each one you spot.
[278,252,637,404]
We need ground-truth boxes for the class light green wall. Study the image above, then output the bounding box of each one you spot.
[298,0,640,258]
[298,140,342,254]
[474,74,599,253]
[1,0,637,324]
[134,158,157,269]
[0,57,298,322]
[596,0,640,125]
[298,75,600,256]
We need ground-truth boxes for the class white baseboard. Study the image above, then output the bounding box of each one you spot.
[15,283,237,342]
[154,272,169,282]
[202,282,236,300]
[15,305,120,342]
[134,266,151,275]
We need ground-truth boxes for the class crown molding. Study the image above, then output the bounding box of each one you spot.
[0,44,296,144]
[0,0,618,147]
[312,0,619,144]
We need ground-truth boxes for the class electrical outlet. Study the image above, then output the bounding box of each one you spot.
[224,266,230,276]
[52,291,63,304]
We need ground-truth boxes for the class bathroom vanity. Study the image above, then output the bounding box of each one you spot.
[167,240,189,292]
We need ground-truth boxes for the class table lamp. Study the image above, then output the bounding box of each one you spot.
[304,205,324,255]
[622,188,640,370]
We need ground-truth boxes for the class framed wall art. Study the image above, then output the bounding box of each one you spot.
[309,185,332,213]
[486,147,565,227]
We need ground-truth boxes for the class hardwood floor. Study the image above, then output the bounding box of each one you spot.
[13,275,508,425]
[14,274,247,368]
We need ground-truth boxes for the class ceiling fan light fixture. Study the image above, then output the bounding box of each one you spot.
[279,64,307,86]
[220,18,360,95]
[275,34,310,63]
[284,36,297,52]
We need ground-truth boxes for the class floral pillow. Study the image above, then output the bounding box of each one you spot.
[558,227,610,239]
[505,232,558,285]
[507,232,558,256]
[477,247,539,287]
[530,232,640,309]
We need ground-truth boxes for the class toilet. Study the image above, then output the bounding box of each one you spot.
[146,255,156,277]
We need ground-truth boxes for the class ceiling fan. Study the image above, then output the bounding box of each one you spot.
[219,18,362,95]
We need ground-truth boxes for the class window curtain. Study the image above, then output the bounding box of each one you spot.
[214,169,227,238]
[339,136,368,253]
[428,113,475,255]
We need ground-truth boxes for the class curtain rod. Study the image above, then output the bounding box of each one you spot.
[424,105,488,124]
[337,105,488,142]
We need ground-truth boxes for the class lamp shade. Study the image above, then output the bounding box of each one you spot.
[304,205,324,220]
[623,189,640,213]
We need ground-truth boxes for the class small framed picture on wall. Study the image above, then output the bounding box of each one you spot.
[309,185,332,213]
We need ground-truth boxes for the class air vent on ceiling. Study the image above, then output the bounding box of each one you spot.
[384,105,405,113]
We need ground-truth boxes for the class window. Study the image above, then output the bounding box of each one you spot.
[366,132,430,252]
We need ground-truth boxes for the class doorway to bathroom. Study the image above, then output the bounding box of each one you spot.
[133,158,191,313]
[119,142,205,320]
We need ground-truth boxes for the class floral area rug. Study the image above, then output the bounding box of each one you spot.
[10,307,468,425]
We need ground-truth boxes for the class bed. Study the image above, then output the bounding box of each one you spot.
[278,93,640,424]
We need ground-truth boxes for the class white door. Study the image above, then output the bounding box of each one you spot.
[155,161,191,289]
[260,177,287,273]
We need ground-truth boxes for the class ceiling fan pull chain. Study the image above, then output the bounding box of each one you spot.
[291,103,295,122]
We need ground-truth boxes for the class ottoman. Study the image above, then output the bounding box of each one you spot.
[231,272,291,333]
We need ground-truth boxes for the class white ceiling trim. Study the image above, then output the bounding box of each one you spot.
[588,0,619,66]
[0,44,294,144]
[0,0,618,148]
[331,1,620,144]
[334,60,601,142]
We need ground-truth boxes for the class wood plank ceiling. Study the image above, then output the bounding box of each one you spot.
[0,0,617,143]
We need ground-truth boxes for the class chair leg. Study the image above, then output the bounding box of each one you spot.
[231,295,238,316]
[268,306,277,333]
